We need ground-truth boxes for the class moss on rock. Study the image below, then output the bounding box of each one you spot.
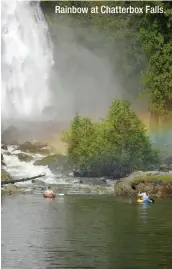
[17,141,50,155]
[1,184,22,196]
[34,154,59,166]
[34,153,72,170]
[114,175,172,198]
[1,169,11,182]
[17,153,33,162]
[115,181,135,196]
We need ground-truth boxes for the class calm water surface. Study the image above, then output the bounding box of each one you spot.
[1,195,172,269]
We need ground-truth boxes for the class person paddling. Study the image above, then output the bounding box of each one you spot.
[44,186,54,195]
[138,191,149,201]
[137,191,155,203]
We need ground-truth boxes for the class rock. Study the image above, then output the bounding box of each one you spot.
[100,177,107,183]
[34,154,58,166]
[34,154,72,174]
[159,164,169,172]
[116,174,172,198]
[1,184,22,196]
[31,179,45,185]
[115,181,135,196]
[77,178,108,186]
[1,144,8,150]
[4,151,12,156]
[73,170,82,177]
[1,126,19,145]
[1,169,11,182]
[16,153,33,162]
[17,141,50,154]
[1,154,6,166]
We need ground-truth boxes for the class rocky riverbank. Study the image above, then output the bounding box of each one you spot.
[115,172,172,198]
[1,142,115,196]
[2,142,172,198]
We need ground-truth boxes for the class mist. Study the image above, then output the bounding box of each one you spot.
[49,22,126,121]
[2,1,147,143]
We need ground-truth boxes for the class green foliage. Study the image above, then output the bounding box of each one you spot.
[129,175,172,185]
[62,100,159,177]
[138,2,172,115]
[42,1,172,113]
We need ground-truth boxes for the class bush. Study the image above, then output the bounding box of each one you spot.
[62,100,160,178]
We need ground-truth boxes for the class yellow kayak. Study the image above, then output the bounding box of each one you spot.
[137,199,153,204]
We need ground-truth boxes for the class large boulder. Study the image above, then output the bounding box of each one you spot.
[1,144,8,150]
[115,181,135,196]
[17,141,50,154]
[116,174,172,198]
[34,154,73,173]
[34,154,60,166]
[16,153,33,162]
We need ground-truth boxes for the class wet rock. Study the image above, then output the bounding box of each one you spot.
[1,169,11,182]
[77,178,108,186]
[1,154,6,166]
[34,154,73,174]
[115,176,172,198]
[1,144,8,150]
[1,184,22,196]
[73,170,81,177]
[4,151,12,156]
[16,153,33,162]
[17,141,50,154]
[159,164,169,172]
[32,179,45,185]
[115,181,135,196]
[34,154,59,166]
[100,177,107,183]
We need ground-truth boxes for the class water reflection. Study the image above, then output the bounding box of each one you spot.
[2,195,172,269]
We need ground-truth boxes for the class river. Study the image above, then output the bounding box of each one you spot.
[1,195,172,269]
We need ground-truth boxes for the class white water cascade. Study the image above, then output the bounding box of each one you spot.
[1,0,54,120]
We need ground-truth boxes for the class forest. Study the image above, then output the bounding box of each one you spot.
[41,1,172,177]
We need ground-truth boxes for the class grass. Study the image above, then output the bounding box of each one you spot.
[129,174,172,185]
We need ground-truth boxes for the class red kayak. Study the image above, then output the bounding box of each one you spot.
[43,193,56,198]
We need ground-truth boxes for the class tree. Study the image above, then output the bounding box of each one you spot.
[62,99,159,177]
[138,2,172,133]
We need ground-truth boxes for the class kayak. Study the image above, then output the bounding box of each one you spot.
[43,193,56,198]
[137,199,153,204]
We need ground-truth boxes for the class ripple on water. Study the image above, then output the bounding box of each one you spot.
[2,195,172,269]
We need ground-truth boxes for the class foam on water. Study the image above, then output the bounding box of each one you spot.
[2,145,114,194]
[2,146,65,185]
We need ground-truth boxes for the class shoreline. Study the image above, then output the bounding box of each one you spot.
[115,174,172,198]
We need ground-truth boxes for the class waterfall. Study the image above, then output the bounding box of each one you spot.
[1,0,54,121]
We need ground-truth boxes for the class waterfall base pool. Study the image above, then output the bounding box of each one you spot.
[2,195,172,269]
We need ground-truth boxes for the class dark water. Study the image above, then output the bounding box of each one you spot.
[1,195,172,269]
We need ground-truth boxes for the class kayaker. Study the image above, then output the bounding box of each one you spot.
[44,186,54,195]
[138,191,149,201]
